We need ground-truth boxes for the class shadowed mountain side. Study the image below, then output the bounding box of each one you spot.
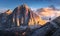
[52,16,60,26]
[30,22,58,36]
[29,16,60,36]
[51,16,60,36]
[51,28,60,36]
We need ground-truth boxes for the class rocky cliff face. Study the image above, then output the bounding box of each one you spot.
[12,4,30,26]
[11,4,46,26]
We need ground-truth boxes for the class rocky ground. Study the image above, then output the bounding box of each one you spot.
[0,22,60,36]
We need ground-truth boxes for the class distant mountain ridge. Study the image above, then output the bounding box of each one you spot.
[36,5,60,21]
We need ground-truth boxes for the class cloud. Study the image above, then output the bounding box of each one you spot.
[31,7,37,10]
[0,8,8,13]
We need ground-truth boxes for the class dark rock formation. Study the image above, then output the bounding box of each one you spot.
[51,28,60,36]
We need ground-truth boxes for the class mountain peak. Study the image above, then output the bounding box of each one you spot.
[13,4,30,15]
[5,9,12,15]
[21,4,29,9]
[12,4,46,26]
[6,9,10,12]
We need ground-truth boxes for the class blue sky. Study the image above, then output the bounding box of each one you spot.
[0,0,60,11]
